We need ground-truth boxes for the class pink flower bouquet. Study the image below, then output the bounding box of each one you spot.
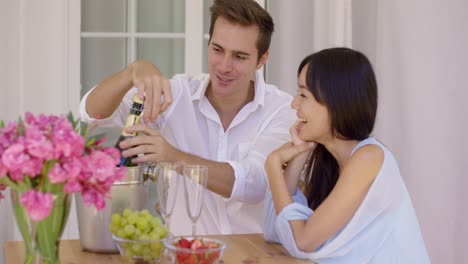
[0,112,126,264]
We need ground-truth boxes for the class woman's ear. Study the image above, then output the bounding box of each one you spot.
[256,50,270,70]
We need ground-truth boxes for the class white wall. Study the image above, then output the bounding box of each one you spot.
[0,0,80,263]
[0,0,79,121]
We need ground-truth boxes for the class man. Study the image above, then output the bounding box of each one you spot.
[79,0,295,235]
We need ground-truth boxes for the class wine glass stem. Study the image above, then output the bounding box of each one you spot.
[192,222,196,237]
[166,217,171,232]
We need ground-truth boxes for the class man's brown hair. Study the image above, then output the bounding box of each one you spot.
[209,0,274,60]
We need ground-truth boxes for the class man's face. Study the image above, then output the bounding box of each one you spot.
[207,16,268,98]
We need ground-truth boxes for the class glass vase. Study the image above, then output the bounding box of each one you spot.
[11,190,71,264]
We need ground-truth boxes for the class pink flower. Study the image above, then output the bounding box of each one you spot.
[25,126,54,160]
[0,122,19,147]
[9,170,25,181]
[102,147,120,165]
[61,157,81,180]
[81,189,106,210]
[1,144,43,178]
[2,144,28,172]
[51,118,84,158]
[0,112,125,214]
[20,190,54,221]
[21,159,43,178]
[87,151,116,181]
[64,181,82,194]
[0,160,7,177]
[48,163,67,184]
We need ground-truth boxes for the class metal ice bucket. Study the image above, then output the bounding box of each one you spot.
[75,166,149,253]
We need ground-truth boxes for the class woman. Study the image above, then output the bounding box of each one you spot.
[264,48,429,263]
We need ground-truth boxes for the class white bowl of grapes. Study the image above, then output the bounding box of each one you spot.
[109,208,170,263]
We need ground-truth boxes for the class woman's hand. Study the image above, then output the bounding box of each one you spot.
[119,123,180,163]
[129,60,173,122]
[266,141,315,171]
[290,120,313,147]
[265,121,316,186]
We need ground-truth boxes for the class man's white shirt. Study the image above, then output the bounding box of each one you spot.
[79,70,296,235]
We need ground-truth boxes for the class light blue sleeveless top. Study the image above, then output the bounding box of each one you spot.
[263,137,430,264]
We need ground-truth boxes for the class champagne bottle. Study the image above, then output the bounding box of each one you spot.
[115,94,144,167]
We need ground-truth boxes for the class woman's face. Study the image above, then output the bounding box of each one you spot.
[291,64,332,142]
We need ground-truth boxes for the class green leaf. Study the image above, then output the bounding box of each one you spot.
[2,176,20,192]
[11,191,35,258]
[80,121,89,137]
[37,193,70,264]
[85,133,106,147]
[15,177,33,192]
[67,112,76,128]
[0,120,5,129]
[17,117,25,136]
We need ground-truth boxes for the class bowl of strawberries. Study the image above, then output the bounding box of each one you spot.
[164,236,226,264]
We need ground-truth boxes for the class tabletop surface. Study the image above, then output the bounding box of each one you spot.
[4,233,315,263]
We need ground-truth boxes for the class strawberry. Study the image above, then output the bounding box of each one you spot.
[191,239,204,250]
[182,254,197,264]
[207,242,219,248]
[178,238,192,248]
[176,252,189,262]
[195,245,208,260]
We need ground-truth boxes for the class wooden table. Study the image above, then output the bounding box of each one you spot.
[4,234,314,263]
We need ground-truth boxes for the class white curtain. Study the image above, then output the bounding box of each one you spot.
[267,0,468,263]
[267,0,352,95]
[372,1,468,263]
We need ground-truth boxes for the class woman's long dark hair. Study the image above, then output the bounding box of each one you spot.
[299,48,378,210]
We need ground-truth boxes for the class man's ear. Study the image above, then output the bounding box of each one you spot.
[256,50,269,70]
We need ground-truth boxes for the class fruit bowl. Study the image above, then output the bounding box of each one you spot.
[109,209,170,263]
[164,237,227,264]
[112,234,167,263]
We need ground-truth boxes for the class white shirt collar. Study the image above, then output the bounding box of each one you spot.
[191,70,266,110]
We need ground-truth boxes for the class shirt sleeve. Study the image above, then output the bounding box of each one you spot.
[274,196,315,259]
[78,86,137,127]
[226,105,296,204]
[263,188,310,244]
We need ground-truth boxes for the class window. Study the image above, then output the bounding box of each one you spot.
[79,0,265,144]
[81,0,189,97]
[80,0,204,143]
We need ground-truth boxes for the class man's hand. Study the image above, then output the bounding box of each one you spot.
[129,60,173,122]
[119,123,180,163]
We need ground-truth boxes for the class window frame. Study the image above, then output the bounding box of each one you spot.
[69,0,265,108]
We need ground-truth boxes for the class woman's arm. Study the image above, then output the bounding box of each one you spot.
[288,145,384,252]
[265,139,315,214]
[283,121,315,195]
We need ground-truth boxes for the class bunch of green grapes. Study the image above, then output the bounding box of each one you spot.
[109,209,169,261]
